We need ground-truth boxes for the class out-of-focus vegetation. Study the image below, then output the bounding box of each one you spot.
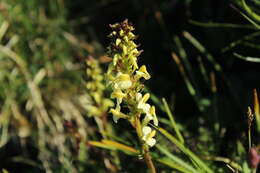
[0,0,260,172]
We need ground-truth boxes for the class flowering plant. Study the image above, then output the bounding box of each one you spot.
[106,19,158,172]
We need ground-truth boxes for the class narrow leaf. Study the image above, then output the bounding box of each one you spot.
[253,89,260,132]
[233,52,260,63]
[162,98,184,144]
[156,145,198,173]
[158,127,214,173]
[88,140,139,155]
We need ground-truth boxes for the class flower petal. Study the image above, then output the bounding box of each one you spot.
[114,73,132,89]
[142,126,152,136]
[147,138,156,147]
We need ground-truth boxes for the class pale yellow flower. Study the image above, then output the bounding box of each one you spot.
[142,126,156,147]
[114,73,132,90]
[136,93,150,110]
[142,106,158,126]
[150,106,158,126]
[107,20,158,149]
[116,38,121,46]
[109,108,128,123]
[135,65,151,80]
[111,89,126,110]
[136,93,158,126]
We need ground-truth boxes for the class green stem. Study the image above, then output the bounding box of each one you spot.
[248,127,252,150]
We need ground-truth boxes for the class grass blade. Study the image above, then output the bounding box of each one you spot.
[222,31,260,53]
[158,127,214,173]
[162,98,184,144]
[203,156,242,171]
[183,31,221,72]
[171,52,207,112]
[171,52,196,97]
[241,0,260,22]
[189,20,258,30]
[156,145,198,173]
[253,89,260,132]
[233,52,260,63]
[197,56,210,89]
[183,31,243,113]
[0,21,9,42]
[230,3,260,29]
[88,140,139,155]
[173,36,200,90]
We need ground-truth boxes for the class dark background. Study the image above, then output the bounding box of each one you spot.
[68,0,260,134]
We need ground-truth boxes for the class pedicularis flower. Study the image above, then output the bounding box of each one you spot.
[84,57,114,117]
[106,19,158,147]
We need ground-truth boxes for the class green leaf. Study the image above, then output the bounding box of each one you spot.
[162,98,184,144]
[158,127,214,173]
[156,145,198,173]
[88,140,139,155]
[233,52,260,63]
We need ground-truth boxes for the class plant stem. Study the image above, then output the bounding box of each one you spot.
[135,116,156,173]
[248,127,251,150]
[143,148,156,173]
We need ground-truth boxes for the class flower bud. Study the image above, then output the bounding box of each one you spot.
[248,147,260,168]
